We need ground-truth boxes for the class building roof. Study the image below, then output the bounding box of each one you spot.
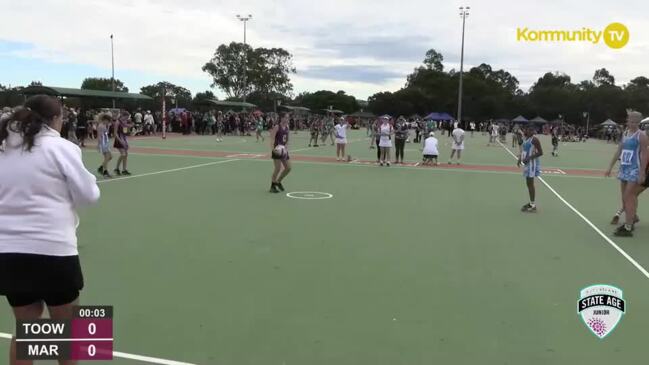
[22,85,153,100]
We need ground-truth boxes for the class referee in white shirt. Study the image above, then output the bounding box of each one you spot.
[0,95,100,365]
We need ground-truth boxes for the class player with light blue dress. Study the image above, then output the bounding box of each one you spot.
[606,111,648,237]
[517,126,543,212]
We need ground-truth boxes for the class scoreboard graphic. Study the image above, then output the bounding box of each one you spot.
[16,306,113,361]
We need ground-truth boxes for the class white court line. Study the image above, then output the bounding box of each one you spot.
[126,151,607,180]
[0,331,197,364]
[497,140,649,280]
[97,159,238,184]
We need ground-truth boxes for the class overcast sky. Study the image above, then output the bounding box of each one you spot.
[1,0,647,100]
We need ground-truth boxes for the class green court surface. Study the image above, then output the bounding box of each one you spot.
[1,130,647,364]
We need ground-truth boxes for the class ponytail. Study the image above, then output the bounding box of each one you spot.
[0,95,61,152]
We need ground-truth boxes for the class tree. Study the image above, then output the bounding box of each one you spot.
[81,77,128,92]
[202,42,296,99]
[0,84,6,91]
[423,49,444,72]
[593,68,615,86]
[193,90,216,105]
[28,81,43,87]
[294,90,359,114]
[140,82,192,108]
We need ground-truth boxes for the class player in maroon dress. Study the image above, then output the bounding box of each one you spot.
[269,114,292,193]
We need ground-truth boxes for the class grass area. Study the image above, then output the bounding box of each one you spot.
[0,130,646,364]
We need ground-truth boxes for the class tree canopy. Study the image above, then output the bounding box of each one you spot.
[81,77,128,92]
[140,81,192,108]
[202,42,296,102]
[367,49,649,124]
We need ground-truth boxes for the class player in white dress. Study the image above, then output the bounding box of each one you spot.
[334,117,350,161]
[449,126,465,165]
[378,117,393,166]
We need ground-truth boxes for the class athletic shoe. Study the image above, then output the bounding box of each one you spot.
[610,215,620,225]
[456,162,460,165]
[121,170,132,176]
[276,182,285,192]
[97,166,104,174]
[380,162,384,166]
[102,170,112,178]
[386,162,391,167]
[448,161,452,164]
[521,203,537,213]
[269,183,279,193]
[314,144,319,147]
[635,215,640,224]
[114,169,122,176]
[614,225,633,237]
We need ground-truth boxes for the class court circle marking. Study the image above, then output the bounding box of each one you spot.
[286,191,333,200]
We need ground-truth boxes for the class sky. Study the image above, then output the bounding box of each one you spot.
[0,0,647,100]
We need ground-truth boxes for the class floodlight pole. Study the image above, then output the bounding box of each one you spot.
[236,14,252,103]
[110,34,115,108]
[457,6,470,126]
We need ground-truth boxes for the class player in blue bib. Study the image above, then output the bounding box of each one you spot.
[517,126,543,212]
[606,111,648,237]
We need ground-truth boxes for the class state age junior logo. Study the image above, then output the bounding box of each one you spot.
[578,285,625,339]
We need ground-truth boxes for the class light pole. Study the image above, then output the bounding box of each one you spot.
[236,14,252,103]
[110,34,115,108]
[456,6,470,126]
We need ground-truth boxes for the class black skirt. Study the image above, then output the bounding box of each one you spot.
[0,253,84,295]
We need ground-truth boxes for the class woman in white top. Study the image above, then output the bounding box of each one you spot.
[334,117,350,161]
[378,116,393,166]
[422,131,439,166]
[0,95,100,365]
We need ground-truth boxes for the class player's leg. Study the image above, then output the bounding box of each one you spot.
[113,152,124,175]
[611,181,627,224]
[277,159,292,191]
[270,159,282,193]
[47,297,79,365]
[386,147,392,166]
[341,143,346,161]
[102,152,112,178]
[449,149,456,164]
[376,139,381,163]
[121,150,131,175]
[456,150,462,164]
[616,182,639,236]
[521,177,537,212]
[9,300,44,365]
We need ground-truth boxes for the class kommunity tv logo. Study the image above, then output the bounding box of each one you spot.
[517,23,629,49]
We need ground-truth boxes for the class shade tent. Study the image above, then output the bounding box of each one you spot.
[424,112,454,121]
[321,109,344,114]
[22,85,152,100]
[529,116,548,123]
[511,115,529,123]
[600,119,617,126]
[641,117,649,124]
[349,111,376,119]
[207,99,256,109]
[494,118,511,123]
[280,105,310,112]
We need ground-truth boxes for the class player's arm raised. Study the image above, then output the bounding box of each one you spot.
[606,141,624,177]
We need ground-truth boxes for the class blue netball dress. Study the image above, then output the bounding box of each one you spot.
[618,130,641,182]
[522,137,541,178]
